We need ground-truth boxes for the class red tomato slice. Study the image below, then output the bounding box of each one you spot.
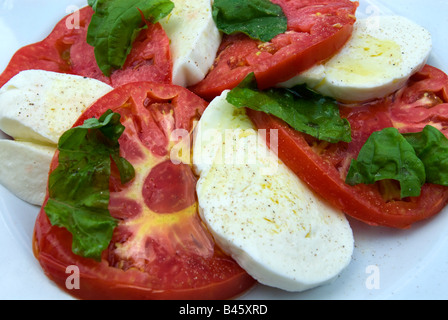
[248,65,448,229]
[0,6,172,88]
[33,82,255,300]
[189,0,358,100]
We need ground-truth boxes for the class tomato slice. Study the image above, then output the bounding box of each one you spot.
[0,6,172,88]
[248,65,448,229]
[189,0,358,100]
[33,82,255,300]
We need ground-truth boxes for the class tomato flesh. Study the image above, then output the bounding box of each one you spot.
[142,161,197,214]
[248,65,448,229]
[33,82,255,300]
[189,0,358,100]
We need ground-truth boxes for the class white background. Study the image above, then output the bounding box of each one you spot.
[0,0,447,300]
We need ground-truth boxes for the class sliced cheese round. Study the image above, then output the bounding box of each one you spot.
[193,91,354,292]
[0,70,113,145]
[160,0,222,87]
[279,15,432,102]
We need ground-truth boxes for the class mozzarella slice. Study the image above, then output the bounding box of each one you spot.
[278,15,432,102]
[0,70,113,144]
[0,70,113,205]
[160,0,222,87]
[0,140,54,205]
[193,91,354,292]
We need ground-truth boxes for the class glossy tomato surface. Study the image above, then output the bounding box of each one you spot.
[33,82,255,300]
[190,0,358,100]
[0,6,172,88]
[249,65,448,229]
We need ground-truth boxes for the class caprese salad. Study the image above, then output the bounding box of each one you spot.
[0,0,447,300]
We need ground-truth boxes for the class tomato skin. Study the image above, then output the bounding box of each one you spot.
[33,82,255,300]
[34,212,255,300]
[248,65,448,229]
[0,6,172,88]
[189,0,358,100]
[254,23,354,90]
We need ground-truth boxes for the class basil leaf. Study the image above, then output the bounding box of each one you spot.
[87,0,174,76]
[44,110,135,261]
[226,73,352,143]
[346,127,426,199]
[87,0,98,11]
[403,125,448,186]
[212,0,287,42]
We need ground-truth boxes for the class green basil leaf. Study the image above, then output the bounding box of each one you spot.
[346,127,426,199]
[44,110,135,261]
[403,125,448,186]
[226,73,352,143]
[212,0,287,42]
[87,0,98,11]
[87,0,174,76]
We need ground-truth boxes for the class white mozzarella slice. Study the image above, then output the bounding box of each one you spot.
[193,91,354,292]
[0,140,55,205]
[160,0,222,87]
[278,15,432,102]
[0,70,113,205]
[0,70,113,144]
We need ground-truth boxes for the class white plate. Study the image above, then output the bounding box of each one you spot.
[1,0,448,300]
